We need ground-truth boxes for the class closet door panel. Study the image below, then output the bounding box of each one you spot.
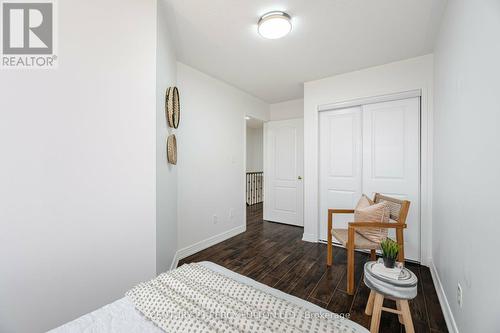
[362,97,420,261]
[319,107,362,241]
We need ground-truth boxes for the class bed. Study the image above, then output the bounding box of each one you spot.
[49,262,368,333]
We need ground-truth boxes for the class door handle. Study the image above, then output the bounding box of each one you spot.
[298,176,303,180]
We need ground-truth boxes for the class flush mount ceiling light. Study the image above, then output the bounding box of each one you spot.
[258,11,292,39]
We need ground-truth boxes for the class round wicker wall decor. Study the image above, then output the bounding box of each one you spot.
[165,86,180,128]
[166,134,177,165]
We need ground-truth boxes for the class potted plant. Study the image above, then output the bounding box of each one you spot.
[380,238,399,268]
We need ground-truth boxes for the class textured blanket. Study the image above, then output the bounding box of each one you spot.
[126,263,361,333]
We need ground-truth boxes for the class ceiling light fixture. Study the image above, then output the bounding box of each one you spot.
[245,116,251,120]
[258,11,292,39]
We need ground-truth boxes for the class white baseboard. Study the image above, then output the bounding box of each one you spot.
[420,256,432,267]
[429,260,459,333]
[169,224,246,270]
[302,232,318,242]
[169,251,180,271]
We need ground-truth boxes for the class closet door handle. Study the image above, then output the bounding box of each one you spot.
[297,176,303,180]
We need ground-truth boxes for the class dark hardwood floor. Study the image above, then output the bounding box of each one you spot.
[179,203,448,333]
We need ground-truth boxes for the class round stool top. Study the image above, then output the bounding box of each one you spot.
[363,261,418,300]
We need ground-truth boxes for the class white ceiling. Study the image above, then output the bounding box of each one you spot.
[164,0,447,103]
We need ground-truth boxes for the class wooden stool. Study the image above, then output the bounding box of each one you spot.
[365,290,414,333]
[363,261,418,333]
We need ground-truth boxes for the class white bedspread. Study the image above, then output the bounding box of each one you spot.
[49,262,368,333]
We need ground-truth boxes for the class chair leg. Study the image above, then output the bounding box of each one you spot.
[347,227,356,294]
[327,235,333,266]
[370,249,376,261]
[400,300,414,333]
[396,229,405,263]
[327,212,333,266]
[365,290,375,315]
[370,293,384,333]
[347,244,355,294]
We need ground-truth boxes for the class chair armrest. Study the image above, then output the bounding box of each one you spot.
[328,209,355,215]
[328,209,355,232]
[348,222,407,229]
[328,208,354,232]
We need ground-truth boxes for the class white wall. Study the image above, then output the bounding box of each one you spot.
[433,1,500,332]
[303,55,434,264]
[156,0,178,274]
[270,98,304,120]
[0,0,158,332]
[246,126,263,172]
[176,62,269,253]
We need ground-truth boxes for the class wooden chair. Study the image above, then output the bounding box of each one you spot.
[326,193,410,295]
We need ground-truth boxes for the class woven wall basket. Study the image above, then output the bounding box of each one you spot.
[165,86,180,128]
[167,134,177,165]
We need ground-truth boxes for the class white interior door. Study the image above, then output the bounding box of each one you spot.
[319,107,362,240]
[263,119,304,226]
[362,97,420,261]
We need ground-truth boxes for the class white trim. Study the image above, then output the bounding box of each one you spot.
[317,89,421,112]
[302,232,318,242]
[243,116,248,229]
[169,251,179,271]
[419,86,433,267]
[429,260,459,333]
[170,225,246,270]
[263,121,268,220]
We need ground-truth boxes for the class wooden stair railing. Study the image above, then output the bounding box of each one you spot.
[246,172,263,206]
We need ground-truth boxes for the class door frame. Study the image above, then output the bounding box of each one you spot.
[244,114,267,228]
[312,89,433,265]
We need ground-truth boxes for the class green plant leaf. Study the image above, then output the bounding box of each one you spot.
[380,238,399,260]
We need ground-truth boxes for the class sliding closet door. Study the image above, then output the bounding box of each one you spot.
[362,97,420,261]
[319,107,362,240]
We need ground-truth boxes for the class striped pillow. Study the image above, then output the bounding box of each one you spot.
[354,198,390,243]
[355,194,374,210]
